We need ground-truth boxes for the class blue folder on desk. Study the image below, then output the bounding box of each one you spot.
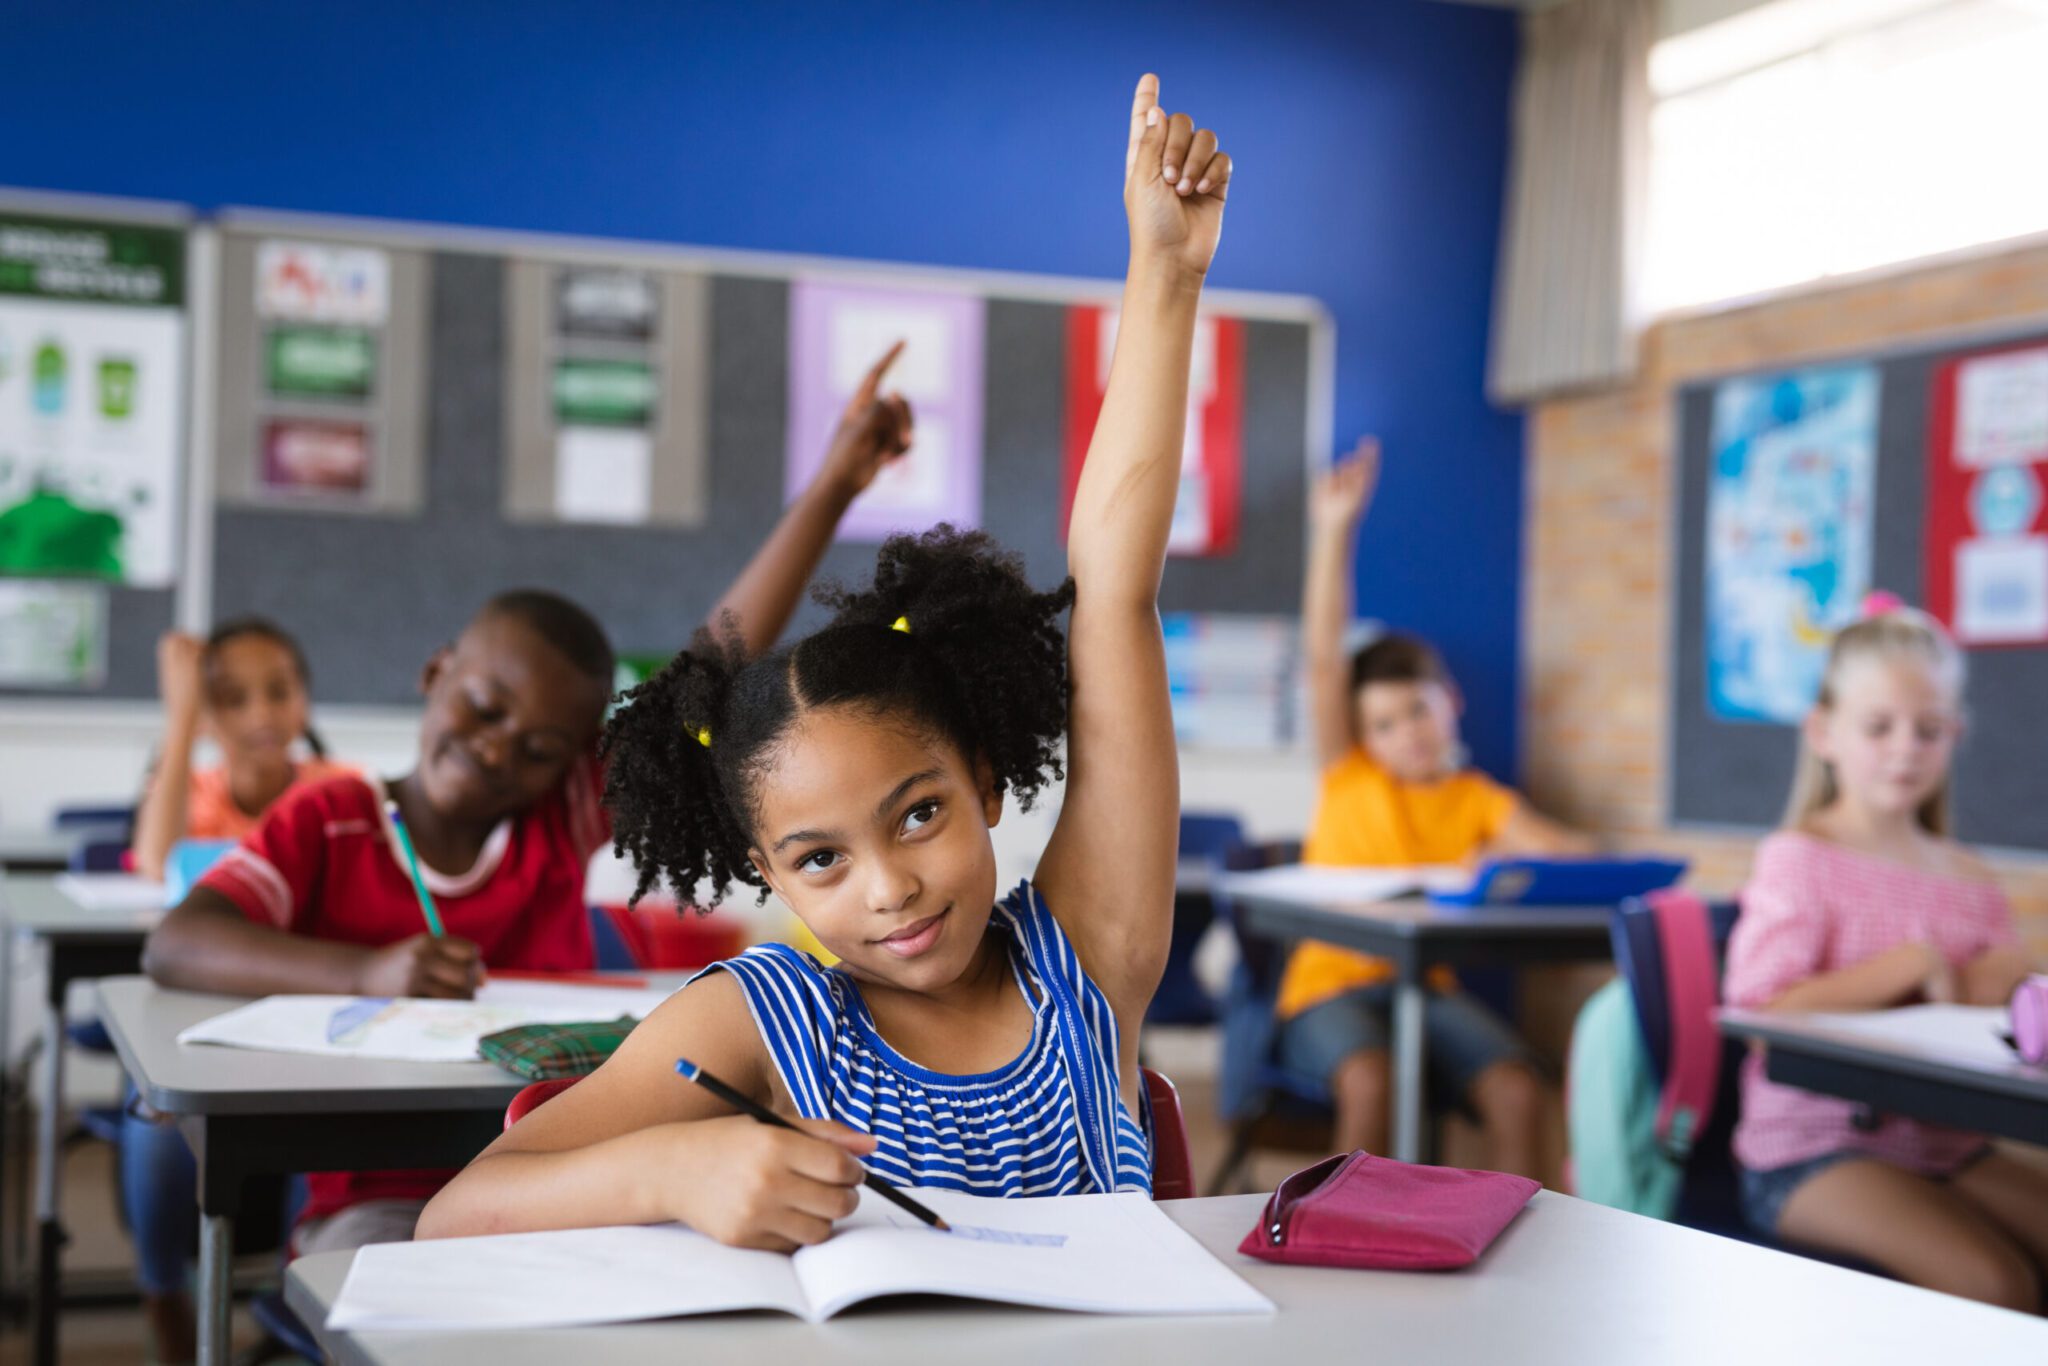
[1427,856,1688,907]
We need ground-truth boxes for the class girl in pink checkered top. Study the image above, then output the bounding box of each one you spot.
[1724,597,2048,1311]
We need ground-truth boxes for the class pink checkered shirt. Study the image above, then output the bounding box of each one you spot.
[1724,830,2018,1175]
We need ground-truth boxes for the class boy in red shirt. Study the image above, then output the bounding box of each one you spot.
[143,344,916,1265]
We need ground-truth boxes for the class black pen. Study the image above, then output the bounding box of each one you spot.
[675,1057,951,1232]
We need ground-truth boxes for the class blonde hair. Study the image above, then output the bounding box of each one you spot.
[1783,605,1965,835]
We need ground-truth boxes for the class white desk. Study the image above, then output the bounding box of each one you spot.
[1720,1004,2048,1145]
[1217,865,1612,1162]
[284,1190,2048,1364]
[98,972,685,1366]
[0,829,81,875]
[0,871,163,1366]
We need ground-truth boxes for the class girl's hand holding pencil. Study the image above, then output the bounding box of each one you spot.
[655,1060,882,1253]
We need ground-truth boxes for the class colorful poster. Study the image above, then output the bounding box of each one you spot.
[1927,344,2048,647]
[785,280,983,541]
[1062,307,1242,557]
[0,212,185,586]
[1705,364,1879,723]
[256,241,389,325]
[0,578,106,688]
[262,418,371,494]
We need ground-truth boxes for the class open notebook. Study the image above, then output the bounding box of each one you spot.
[327,1188,1274,1329]
[177,980,674,1063]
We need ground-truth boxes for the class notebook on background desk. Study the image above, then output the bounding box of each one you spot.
[1428,857,1688,907]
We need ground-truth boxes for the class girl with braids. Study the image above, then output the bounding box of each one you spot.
[140,345,913,1277]
[420,73,1232,1249]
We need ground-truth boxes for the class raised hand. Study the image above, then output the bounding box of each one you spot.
[157,630,207,727]
[818,341,915,497]
[1311,437,1381,538]
[1124,74,1233,279]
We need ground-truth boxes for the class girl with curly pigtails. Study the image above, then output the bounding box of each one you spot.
[421,73,1233,1249]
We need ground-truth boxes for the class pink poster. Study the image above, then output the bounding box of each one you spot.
[784,280,984,541]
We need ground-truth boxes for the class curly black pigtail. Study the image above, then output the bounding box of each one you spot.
[600,626,758,908]
[812,524,1075,810]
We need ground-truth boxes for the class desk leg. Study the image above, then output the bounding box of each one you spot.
[1391,977,1427,1164]
[197,1211,232,1366]
[30,993,63,1366]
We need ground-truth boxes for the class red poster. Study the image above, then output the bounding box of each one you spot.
[1926,344,2048,647]
[1062,305,1242,557]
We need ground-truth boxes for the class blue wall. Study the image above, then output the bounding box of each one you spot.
[3,0,1527,777]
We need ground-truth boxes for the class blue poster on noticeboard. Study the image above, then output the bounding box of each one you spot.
[1705,364,1879,724]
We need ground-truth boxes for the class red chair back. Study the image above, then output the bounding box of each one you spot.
[504,1077,582,1130]
[507,1067,1199,1204]
[597,904,748,971]
[1142,1067,1195,1200]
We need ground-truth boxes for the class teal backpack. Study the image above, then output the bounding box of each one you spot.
[1568,891,1736,1220]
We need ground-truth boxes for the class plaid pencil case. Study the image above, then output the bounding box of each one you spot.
[477,1019,637,1080]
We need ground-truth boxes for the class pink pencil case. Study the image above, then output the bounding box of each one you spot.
[1238,1151,1539,1270]
[2014,975,2048,1065]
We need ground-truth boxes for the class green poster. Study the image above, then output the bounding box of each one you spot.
[267,327,377,398]
[554,359,656,427]
[0,213,184,307]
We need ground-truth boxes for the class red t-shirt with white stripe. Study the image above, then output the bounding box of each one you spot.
[198,762,610,1223]
[1724,830,2019,1175]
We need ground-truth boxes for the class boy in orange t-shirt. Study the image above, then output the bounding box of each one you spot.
[1281,440,1591,1180]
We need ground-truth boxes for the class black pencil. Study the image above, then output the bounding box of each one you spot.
[675,1056,951,1232]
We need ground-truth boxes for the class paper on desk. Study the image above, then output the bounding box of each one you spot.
[327,1188,1272,1330]
[1223,863,1469,904]
[177,979,674,1062]
[52,873,168,914]
[1804,1004,2013,1060]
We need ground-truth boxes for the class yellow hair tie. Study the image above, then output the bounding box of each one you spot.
[694,727,712,749]
[890,616,911,634]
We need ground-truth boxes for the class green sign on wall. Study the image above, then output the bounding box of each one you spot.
[0,213,184,307]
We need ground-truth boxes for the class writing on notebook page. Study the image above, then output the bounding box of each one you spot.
[875,1207,1067,1246]
[931,1223,1067,1248]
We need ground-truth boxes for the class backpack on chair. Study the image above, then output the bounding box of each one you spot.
[1568,890,1742,1225]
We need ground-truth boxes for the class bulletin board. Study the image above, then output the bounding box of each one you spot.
[1670,320,2048,853]
[199,211,1332,709]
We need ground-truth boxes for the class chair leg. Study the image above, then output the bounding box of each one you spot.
[1206,1117,1261,1197]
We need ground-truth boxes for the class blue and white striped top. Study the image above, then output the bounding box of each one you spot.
[697,880,1152,1197]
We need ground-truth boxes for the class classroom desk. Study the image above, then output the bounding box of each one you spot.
[0,829,83,875]
[1218,866,1612,1164]
[283,1189,2048,1365]
[99,972,687,1366]
[0,872,161,1366]
[1719,1006,2048,1146]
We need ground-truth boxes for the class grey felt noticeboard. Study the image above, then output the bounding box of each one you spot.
[1670,324,2048,853]
[212,251,1314,708]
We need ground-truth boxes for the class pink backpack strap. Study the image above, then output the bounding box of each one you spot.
[1650,889,1720,1156]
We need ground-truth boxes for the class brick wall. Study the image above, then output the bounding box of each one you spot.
[1524,240,2048,940]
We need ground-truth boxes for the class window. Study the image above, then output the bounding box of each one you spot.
[1644,0,2048,314]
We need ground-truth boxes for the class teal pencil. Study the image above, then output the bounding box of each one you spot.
[384,801,446,938]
